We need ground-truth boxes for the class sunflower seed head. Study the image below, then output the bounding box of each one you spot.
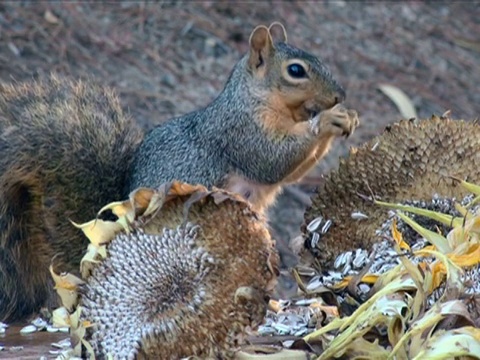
[304,116,480,268]
[70,186,278,359]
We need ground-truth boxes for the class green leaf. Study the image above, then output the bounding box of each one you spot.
[375,200,463,228]
[396,212,451,253]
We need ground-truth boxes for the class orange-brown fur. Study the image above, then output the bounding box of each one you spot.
[225,93,357,213]
[220,25,357,213]
[224,175,282,213]
[258,90,313,135]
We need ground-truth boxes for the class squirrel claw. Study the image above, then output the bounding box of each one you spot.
[314,104,359,138]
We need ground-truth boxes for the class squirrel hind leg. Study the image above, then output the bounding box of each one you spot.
[0,179,56,322]
[0,248,35,322]
[0,180,35,247]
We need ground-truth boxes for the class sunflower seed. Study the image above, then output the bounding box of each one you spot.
[328,271,344,281]
[353,249,368,268]
[351,211,369,220]
[344,251,353,266]
[306,276,323,291]
[311,232,320,247]
[307,217,323,232]
[342,263,352,275]
[377,263,396,274]
[356,248,365,257]
[31,317,47,329]
[321,219,332,234]
[294,328,308,337]
[54,349,80,360]
[51,338,71,349]
[296,265,316,277]
[334,252,348,269]
[281,313,305,325]
[273,323,291,334]
[295,298,318,306]
[358,283,371,294]
[335,251,353,270]
[20,324,37,334]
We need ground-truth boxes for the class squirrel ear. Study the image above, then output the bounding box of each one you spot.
[248,25,274,70]
[268,22,288,43]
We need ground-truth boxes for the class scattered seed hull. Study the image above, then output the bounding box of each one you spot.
[303,116,480,268]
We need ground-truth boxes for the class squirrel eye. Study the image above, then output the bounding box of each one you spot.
[287,63,307,79]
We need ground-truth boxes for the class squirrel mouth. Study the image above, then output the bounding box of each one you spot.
[303,101,323,120]
[305,107,320,119]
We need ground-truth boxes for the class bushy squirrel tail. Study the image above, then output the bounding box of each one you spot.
[0,74,142,321]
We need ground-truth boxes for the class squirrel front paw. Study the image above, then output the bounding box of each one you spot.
[310,104,359,138]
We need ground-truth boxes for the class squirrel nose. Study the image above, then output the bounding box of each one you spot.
[334,88,346,104]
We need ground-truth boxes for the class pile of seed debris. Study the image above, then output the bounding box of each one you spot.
[18,316,68,335]
[255,193,480,339]
[0,317,73,357]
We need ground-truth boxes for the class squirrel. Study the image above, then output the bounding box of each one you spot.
[127,23,359,212]
[0,23,359,322]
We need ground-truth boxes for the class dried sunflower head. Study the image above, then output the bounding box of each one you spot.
[301,184,480,360]
[303,115,480,268]
[52,182,279,359]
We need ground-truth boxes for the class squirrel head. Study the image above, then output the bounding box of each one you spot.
[246,22,346,122]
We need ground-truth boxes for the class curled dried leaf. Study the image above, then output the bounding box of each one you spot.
[391,218,410,251]
[397,212,451,253]
[377,83,417,119]
[411,326,480,359]
[50,265,85,291]
[331,274,379,291]
[49,265,84,311]
[80,243,106,278]
[390,300,471,359]
[376,200,463,229]
[71,219,123,247]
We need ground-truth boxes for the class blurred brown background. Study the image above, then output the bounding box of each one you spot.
[1,1,479,268]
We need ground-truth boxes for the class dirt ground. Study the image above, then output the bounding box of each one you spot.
[0,1,479,357]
